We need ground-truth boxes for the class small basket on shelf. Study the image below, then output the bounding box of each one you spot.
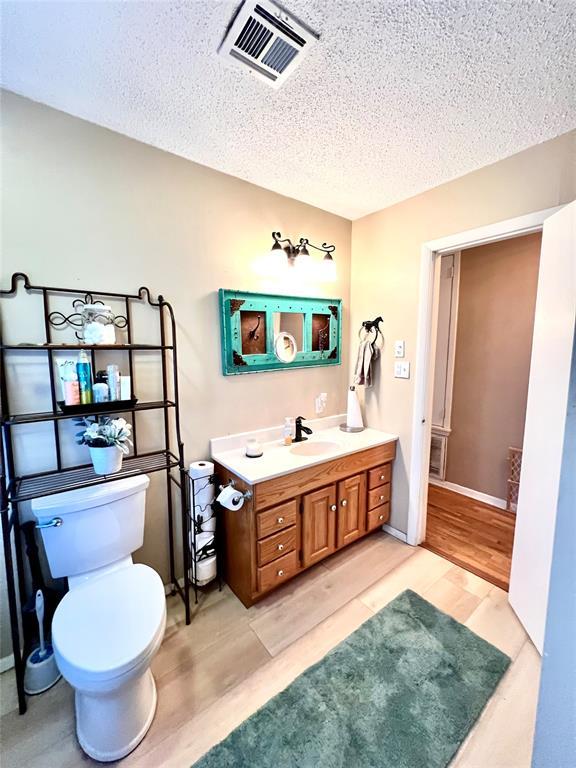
[507,447,522,513]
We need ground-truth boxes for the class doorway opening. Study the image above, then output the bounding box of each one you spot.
[407,203,575,652]
[422,233,541,589]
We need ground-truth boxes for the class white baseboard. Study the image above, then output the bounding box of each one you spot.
[429,479,507,510]
[382,524,408,543]
[0,654,15,673]
[164,577,185,596]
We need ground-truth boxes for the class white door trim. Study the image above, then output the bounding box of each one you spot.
[443,251,460,432]
[431,252,461,432]
[407,205,564,547]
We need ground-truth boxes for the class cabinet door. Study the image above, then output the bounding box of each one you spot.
[301,485,337,567]
[337,473,367,548]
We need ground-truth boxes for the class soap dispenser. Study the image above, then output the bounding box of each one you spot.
[283,417,294,446]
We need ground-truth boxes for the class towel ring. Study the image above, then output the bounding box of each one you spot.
[359,316,384,347]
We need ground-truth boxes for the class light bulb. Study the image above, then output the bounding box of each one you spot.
[321,253,337,282]
[293,241,310,274]
[268,243,287,273]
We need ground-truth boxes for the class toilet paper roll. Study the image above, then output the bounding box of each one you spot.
[189,460,216,526]
[190,555,217,587]
[199,516,216,532]
[216,485,245,511]
[189,531,215,557]
[189,460,214,481]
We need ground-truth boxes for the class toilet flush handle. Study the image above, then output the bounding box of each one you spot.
[36,517,63,529]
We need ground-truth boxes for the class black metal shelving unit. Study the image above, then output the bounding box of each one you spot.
[0,273,192,715]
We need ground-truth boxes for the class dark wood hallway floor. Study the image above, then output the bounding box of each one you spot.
[422,484,516,590]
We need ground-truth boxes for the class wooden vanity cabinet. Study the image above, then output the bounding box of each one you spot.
[336,473,367,548]
[301,472,368,567]
[216,440,396,607]
[301,484,337,567]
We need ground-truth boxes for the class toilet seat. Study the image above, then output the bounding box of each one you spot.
[53,564,166,687]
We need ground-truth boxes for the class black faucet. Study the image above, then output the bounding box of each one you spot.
[294,416,313,443]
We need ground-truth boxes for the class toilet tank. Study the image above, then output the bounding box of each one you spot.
[31,475,150,579]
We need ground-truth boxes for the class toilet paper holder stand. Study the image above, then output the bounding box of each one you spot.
[218,481,253,501]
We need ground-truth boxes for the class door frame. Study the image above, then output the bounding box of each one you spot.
[406,205,564,547]
[431,251,461,435]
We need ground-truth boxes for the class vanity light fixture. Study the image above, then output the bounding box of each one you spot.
[269,231,336,279]
[321,251,337,282]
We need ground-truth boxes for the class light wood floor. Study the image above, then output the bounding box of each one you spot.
[424,484,516,590]
[0,533,539,768]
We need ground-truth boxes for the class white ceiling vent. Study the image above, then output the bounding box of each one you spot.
[219,0,319,88]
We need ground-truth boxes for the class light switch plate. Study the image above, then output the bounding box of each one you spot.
[394,361,410,379]
[394,340,405,358]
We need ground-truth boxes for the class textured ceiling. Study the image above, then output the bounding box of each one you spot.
[2,0,575,219]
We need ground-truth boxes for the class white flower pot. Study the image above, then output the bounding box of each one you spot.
[89,445,123,475]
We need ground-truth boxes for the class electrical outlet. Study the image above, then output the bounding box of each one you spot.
[315,392,328,414]
[394,340,405,358]
[394,361,410,379]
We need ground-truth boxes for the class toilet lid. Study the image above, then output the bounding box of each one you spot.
[53,564,166,680]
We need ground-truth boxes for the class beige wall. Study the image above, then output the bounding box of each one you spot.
[445,234,541,499]
[1,90,575,662]
[0,92,352,656]
[351,130,576,533]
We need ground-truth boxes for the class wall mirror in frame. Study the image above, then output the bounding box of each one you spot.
[219,290,342,375]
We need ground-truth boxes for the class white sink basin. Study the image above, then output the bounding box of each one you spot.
[290,441,341,457]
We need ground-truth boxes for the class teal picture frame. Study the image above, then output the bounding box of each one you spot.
[219,289,342,375]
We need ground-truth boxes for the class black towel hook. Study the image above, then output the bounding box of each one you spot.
[360,316,383,344]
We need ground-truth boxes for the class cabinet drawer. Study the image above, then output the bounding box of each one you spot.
[368,483,391,510]
[257,526,297,566]
[367,502,390,531]
[257,551,299,594]
[368,463,392,490]
[256,499,298,540]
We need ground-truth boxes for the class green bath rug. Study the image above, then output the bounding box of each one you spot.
[193,589,510,768]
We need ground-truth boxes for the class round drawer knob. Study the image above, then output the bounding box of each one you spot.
[341,499,347,507]
[330,504,337,512]
[277,517,284,524]
[278,569,285,577]
[380,474,385,481]
[278,544,284,551]
[379,515,384,521]
[380,495,385,501]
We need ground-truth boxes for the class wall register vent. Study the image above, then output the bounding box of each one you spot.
[429,433,448,481]
[219,0,319,88]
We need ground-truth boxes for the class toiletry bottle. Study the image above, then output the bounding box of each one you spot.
[76,350,93,405]
[92,382,109,403]
[107,364,120,401]
[63,364,80,406]
[96,370,109,385]
[120,375,131,400]
[283,417,294,446]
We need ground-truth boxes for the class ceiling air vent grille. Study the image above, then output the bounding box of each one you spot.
[262,37,298,73]
[219,0,319,88]
[234,17,273,58]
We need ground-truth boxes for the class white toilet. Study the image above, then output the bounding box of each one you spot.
[31,475,166,762]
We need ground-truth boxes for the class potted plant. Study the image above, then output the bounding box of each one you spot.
[76,417,133,475]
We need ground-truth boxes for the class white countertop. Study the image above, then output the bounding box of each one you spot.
[210,417,398,485]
